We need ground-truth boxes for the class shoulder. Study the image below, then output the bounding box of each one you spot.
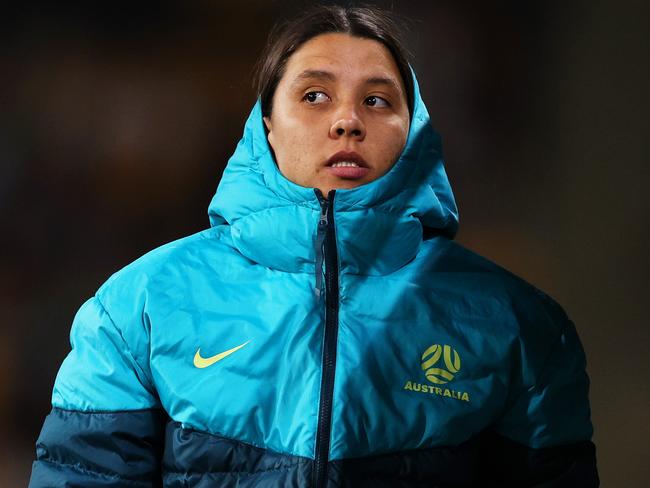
[419,237,571,348]
[104,226,221,281]
[93,225,239,326]
[422,237,567,314]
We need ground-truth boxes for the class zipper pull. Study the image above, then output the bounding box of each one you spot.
[314,189,329,298]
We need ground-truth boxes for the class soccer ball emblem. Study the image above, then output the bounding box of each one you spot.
[421,344,461,384]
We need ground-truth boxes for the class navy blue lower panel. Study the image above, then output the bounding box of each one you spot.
[29,407,165,488]
[329,431,598,487]
[329,434,483,487]
[30,410,597,487]
[162,421,312,487]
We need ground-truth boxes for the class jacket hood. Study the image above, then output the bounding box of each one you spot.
[208,69,458,277]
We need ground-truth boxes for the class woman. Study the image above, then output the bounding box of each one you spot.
[29,5,598,487]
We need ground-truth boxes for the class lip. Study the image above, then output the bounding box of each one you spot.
[325,151,371,180]
[326,151,369,168]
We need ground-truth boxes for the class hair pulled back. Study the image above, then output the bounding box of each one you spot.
[253,5,414,118]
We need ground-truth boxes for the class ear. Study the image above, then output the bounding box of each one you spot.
[263,116,274,147]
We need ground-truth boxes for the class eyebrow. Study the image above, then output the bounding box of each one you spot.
[290,69,402,92]
[290,70,336,89]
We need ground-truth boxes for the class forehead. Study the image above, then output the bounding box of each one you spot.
[282,33,404,88]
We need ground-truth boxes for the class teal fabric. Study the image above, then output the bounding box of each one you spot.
[53,296,159,412]
[51,69,593,462]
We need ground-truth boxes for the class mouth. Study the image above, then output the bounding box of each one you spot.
[325,151,371,180]
[326,151,369,168]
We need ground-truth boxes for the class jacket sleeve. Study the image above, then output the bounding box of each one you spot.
[479,317,599,487]
[29,295,165,488]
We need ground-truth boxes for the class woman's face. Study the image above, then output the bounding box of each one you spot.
[263,33,410,196]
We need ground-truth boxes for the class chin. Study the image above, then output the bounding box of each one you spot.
[332,179,369,190]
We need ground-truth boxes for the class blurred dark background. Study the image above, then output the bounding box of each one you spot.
[1,0,647,485]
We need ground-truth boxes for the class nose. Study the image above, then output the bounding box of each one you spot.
[329,108,366,140]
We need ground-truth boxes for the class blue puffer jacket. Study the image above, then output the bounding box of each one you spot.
[29,71,598,487]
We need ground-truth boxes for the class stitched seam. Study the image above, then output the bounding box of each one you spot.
[94,295,158,397]
[341,189,412,213]
[331,439,479,463]
[493,320,569,427]
[51,406,163,415]
[164,458,309,478]
[230,202,315,225]
[177,422,306,459]
[36,457,151,485]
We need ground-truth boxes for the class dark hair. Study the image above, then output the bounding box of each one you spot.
[253,4,414,118]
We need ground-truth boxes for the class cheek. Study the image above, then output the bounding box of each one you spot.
[376,120,409,167]
[270,122,317,174]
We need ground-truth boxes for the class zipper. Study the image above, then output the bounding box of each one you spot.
[312,188,340,488]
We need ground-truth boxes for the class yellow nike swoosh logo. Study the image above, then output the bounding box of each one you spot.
[193,340,251,369]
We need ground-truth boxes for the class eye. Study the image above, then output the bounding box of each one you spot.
[365,95,390,107]
[303,91,330,104]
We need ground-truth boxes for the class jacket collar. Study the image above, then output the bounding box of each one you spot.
[207,69,458,277]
